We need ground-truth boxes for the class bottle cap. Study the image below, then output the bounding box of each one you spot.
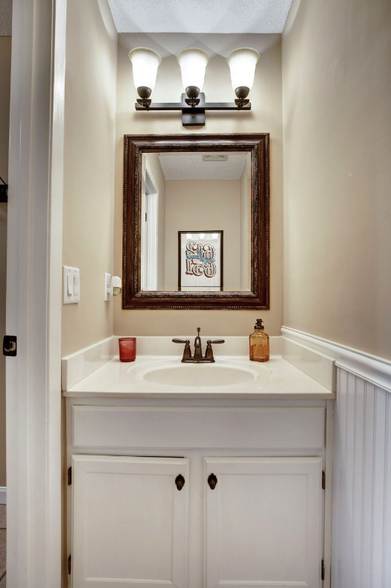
[255,318,264,330]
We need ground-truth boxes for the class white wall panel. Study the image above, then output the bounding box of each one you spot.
[332,366,391,588]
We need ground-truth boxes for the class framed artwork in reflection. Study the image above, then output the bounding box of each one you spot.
[178,230,223,292]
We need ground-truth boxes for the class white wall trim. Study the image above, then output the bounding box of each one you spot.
[62,336,118,390]
[335,359,391,395]
[282,327,391,394]
[6,0,66,586]
[282,335,335,391]
[0,487,6,505]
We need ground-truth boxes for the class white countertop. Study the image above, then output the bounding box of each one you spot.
[63,355,335,399]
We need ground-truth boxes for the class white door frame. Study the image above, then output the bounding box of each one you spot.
[141,161,159,291]
[6,0,66,586]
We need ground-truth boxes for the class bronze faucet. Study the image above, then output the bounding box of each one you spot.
[173,327,225,363]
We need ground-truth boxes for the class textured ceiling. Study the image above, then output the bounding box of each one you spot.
[157,152,249,181]
[107,0,293,34]
[0,0,12,36]
[118,32,280,59]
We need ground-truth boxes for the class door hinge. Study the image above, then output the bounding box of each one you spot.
[68,554,72,575]
[322,470,326,490]
[3,335,17,357]
[68,466,72,486]
[321,559,325,581]
[0,177,8,203]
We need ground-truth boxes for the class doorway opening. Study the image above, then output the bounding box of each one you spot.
[141,165,159,291]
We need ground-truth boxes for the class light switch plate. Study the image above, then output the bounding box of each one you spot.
[63,266,80,304]
[104,272,112,301]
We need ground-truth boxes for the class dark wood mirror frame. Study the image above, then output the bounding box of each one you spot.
[123,133,270,309]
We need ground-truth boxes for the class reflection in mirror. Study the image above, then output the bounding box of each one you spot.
[141,151,252,292]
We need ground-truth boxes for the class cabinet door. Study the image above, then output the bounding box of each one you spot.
[71,455,189,588]
[205,457,323,588]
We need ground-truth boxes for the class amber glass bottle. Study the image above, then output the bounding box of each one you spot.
[249,318,270,362]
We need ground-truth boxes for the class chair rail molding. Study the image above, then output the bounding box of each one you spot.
[6,0,67,586]
[282,326,391,393]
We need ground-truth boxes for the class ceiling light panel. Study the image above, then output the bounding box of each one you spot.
[107,0,293,35]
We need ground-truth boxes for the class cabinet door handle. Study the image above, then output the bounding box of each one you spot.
[208,473,218,490]
[175,474,185,491]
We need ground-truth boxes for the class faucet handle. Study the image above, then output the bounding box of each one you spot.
[204,339,225,362]
[172,339,192,362]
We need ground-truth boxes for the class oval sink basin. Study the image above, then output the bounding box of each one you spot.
[142,364,258,388]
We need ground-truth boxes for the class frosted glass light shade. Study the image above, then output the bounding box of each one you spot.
[177,48,209,94]
[128,48,162,97]
[227,48,260,97]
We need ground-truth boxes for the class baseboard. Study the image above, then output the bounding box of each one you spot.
[282,326,391,394]
[0,487,6,505]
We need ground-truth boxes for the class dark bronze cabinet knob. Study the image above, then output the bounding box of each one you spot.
[175,474,185,491]
[208,473,218,490]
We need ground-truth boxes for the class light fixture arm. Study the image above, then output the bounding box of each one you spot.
[134,92,251,127]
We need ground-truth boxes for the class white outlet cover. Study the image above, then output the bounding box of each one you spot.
[104,273,112,301]
[63,266,80,304]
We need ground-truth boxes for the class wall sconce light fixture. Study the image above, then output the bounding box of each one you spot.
[130,47,260,127]
[177,48,209,107]
[128,47,162,107]
[227,48,260,107]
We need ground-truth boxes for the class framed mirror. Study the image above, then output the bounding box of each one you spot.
[123,134,269,309]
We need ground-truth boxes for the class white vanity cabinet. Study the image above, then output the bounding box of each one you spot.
[204,457,323,587]
[67,399,333,588]
[70,455,189,588]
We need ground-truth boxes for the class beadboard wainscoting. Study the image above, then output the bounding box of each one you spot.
[332,365,391,588]
[282,327,391,588]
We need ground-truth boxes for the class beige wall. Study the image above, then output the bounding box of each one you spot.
[62,0,117,357]
[282,0,391,359]
[164,180,241,291]
[114,35,283,336]
[0,37,11,486]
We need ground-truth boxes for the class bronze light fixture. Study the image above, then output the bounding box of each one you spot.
[129,47,260,127]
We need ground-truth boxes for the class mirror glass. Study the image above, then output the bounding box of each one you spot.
[140,151,252,292]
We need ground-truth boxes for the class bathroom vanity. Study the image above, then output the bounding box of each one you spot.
[64,342,334,588]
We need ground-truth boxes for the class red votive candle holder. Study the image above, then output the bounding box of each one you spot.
[119,337,136,362]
